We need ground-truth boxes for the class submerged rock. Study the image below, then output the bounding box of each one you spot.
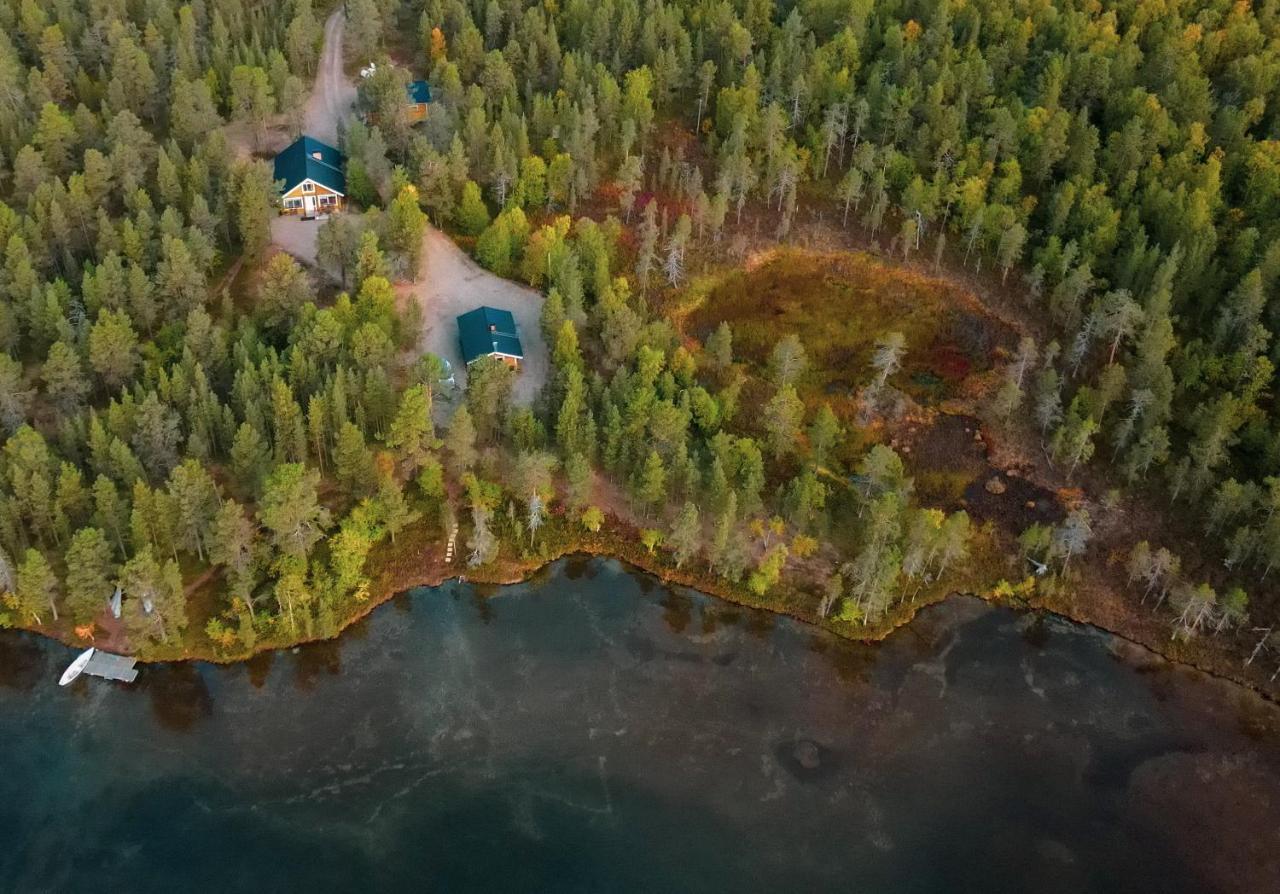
[794,739,821,770]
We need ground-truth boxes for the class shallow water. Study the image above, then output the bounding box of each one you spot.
[2,558,1278,893]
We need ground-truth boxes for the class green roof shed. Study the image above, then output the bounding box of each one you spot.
[457,306,523,365]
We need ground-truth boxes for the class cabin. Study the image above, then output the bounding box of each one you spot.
[274,136,346,217]
[457,306,523,370]
[406,80,432,122]
[358,64,432,125]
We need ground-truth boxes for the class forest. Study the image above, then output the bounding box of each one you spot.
[0,0,1277,673]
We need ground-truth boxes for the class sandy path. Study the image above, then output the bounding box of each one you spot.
[304,10,356,146]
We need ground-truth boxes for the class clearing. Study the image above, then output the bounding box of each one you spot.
[271,219,547,407]
[403,229,547,406]
[680,248,1016,467]
[682,248,1014,412]
[677,247,1034,536]
[264,9,547,405]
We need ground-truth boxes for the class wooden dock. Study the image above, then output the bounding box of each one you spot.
[84,651,139,683]
[61,648,139,685]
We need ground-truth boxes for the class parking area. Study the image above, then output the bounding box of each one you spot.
[269,215,321,263]
[271,215,547,406]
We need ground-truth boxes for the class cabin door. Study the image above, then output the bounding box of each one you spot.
[303,194,317,216]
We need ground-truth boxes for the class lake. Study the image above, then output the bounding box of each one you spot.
[2,557,1277,893]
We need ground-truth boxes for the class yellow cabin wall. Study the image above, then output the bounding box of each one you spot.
[279,179,347,215]
[282,180,341,199]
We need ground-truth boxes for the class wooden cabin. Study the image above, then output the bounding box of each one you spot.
[458,306,524,370]
[274,136,346,217]
[406,80,432,122]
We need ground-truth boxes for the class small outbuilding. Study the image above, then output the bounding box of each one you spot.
[274,135,346,217]
[406,80,432,122]
[457,306,523,370]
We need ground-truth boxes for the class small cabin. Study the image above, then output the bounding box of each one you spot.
[406,80,432,122]
[274,136,347,217]
[457,306,523,370]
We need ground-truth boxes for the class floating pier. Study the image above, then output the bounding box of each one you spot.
[58,648,139,686]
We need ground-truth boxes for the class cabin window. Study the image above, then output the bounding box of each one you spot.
[319,195,335,206]
[302,182,315,193]
[285,198,302,209]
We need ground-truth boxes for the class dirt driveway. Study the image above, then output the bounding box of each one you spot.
[270,215,321,265]
[305,10,356,145]
[224,10,353,160]
[408,228,547,406]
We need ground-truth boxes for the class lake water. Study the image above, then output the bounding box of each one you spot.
[2,557,1278,893]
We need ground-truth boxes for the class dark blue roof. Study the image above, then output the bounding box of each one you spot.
[273,136,346,195]
[407,80,432,105]
[457,306,523,364]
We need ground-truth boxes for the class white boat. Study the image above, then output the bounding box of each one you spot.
[59,647,95,686]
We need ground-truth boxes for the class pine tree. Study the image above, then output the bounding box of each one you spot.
[635,202,659,287]
[155,236,207,317]
[385,384,435,475]
[64,527,114,624]
[315,215,359,288]
[333,421,377,498]
[763,384,805,459]
[456,180,491,235]
[768,334,807,387]
[258,252,313,326]
[444,405,477,474]
[384,185,428,279]
[167,459,219,561]
[258,464,331,559]
[706,322,733,369]
[353,230,390,291]
[668,501,702,568]
[16,548,58,624]
[119,547,187,646]
[234,160,276,261]
[807,404,841,467]
[230,422,271,495]
[270,379,307,464]
[130,392,182,482]
[92,475,130,558]
[466,357,514,443]
[0,355,32,434]
[38,341,87,415]
[87,309,139,390]
[565,452,593,508]
[347,0,384,62]
[633,450,666,518]
[375,474,418,543]
[210,499,261,619]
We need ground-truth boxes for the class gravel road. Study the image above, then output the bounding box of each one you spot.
[305,10,357,146]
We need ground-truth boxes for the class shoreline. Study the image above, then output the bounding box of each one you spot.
[9,516,1278,705]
